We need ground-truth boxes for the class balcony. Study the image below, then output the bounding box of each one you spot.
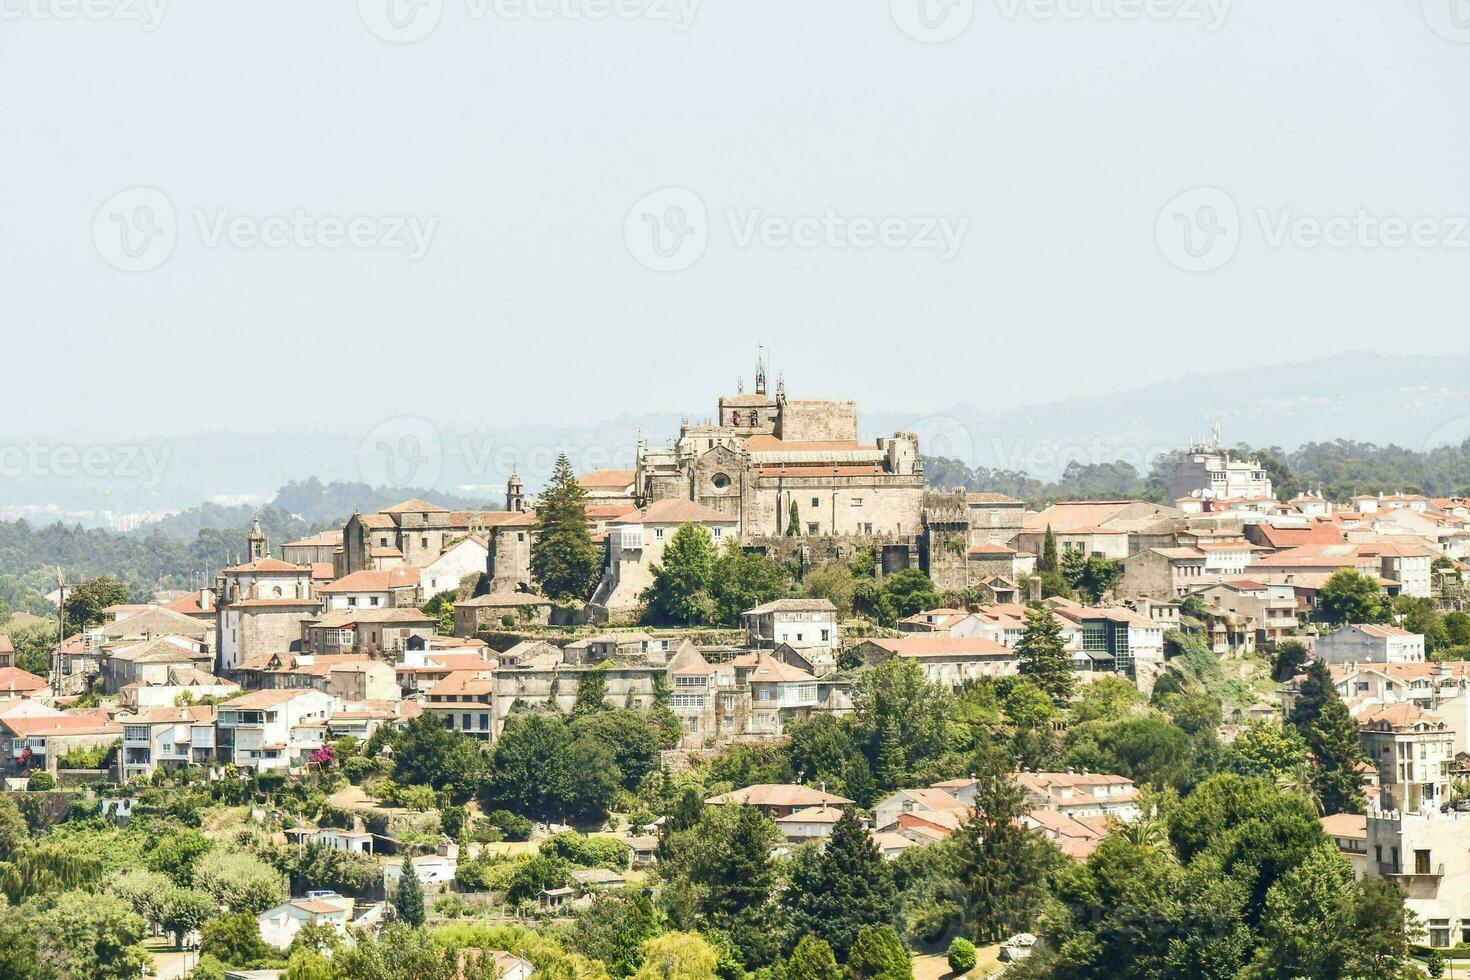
[1380,862,1445,879]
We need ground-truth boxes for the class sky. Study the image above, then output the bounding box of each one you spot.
[3,0,1469,442]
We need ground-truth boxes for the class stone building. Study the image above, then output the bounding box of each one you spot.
[630,360,926,557]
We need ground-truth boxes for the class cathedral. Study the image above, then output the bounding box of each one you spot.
[633,358,927,554]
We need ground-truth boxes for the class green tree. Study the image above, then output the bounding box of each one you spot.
[1305,699,1366,815]
[201,910,276,963]
[642,524,719,626]
[1070,675,1144,724]
[781,810,897,959]
[955,748,1060,942]
[1015,604,1075,702]
[1289,660,1335,736]
[708,540,787,625]
[1248,843,1356,979]
[1272,639,1309,681]
[574,665,610,716]
[878,569,942,620]
[531,454,602,601]
[389,710,487,798]
[147,828,214,885]
[1040,525,1058,574]
[158,885,216,947]
[847,925,911,980]
[393,853,426,927]
[701,804,779,928]
[0,795,28,861]
[635,932,720,980]
[852,657,954,789]
[33,890,150,980]
[1228,722,1309,783]
[803,565,857,619]
[62,576,129,633]
[1317,570,1386,626]
[946,937,976,974]
[192,849,287,914]
[788,500,801,537]
[787,934,842,980]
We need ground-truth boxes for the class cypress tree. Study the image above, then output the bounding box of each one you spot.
[788,499,801,536]
[1308,698,1367,815]
[1290,659,1334,736]
[530,454,601,601]
[1040,524,1058,573]
[393,853,425,927]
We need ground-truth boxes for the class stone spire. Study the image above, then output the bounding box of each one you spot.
[247,515,267,562]
[506,471,525,513]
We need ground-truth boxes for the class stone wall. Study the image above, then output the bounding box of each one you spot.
[776,400,859,443]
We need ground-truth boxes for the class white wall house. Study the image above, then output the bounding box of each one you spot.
[1317,625,1426,665]
[215,688,339,771]
[258,897,351,949]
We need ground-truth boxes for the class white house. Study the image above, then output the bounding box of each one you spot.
[383,845,459,887]
[420,535,490,598]
[1316,624,1426,666]
[215,688,339,771]
[742,599,840,658]
[317,568,421,612]
[119,706,218,780]
[257,896,352,949]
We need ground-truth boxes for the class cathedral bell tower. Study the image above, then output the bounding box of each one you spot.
[506,472,525,513]
[247,516,267,562]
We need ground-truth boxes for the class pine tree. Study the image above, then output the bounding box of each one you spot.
[781,810,897,960]
[702,805,779,928]
[955,747,1058,943]
[530,454,602,601]
[787,935,842,980]
[1308,698,1367,815]
[1015,604,1075,702]
[1290,659,1334,735]
[393,853,425,927]
[1040,525,1058,574]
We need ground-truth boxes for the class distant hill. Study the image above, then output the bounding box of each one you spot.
[4,353,1468,528]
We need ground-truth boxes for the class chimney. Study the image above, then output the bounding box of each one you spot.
[199,587,212,612]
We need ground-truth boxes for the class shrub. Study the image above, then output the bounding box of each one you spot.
[541,832,630,871]
[26,771,56,791]
[485,809,533,841]
[344,756,376,785]
[947,937,976,974]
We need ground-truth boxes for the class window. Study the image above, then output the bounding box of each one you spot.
[821,629,830,642]
[807,523,819,535]
[348,597,358,607]
[461,714,471,729]
[370,596,380,607]
[1431,919,1451,948]
[712,473,730,490]
[479,713,489,731]
[421,537,429,548]
[655,528,665,540]
[713,527,723,538]
[1416,849,1432,874]
[379,536,388,546]
[443,715,453,729]
[811,497,820,508]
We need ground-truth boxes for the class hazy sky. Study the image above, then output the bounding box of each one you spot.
[4,0,1469,440]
